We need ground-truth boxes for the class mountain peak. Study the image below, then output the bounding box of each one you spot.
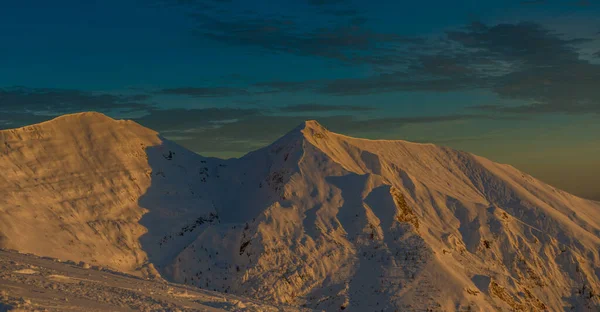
[275,120,329,142]
[50,111,115,123]
[303,119,324,129]
[300,120,330,137]
[288,120,327,133]
[0,111,119,134]
[257,119,331,157]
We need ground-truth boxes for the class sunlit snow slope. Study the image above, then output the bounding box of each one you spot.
[1,113,599,311]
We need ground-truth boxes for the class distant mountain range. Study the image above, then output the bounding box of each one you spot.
[1,112,598,311]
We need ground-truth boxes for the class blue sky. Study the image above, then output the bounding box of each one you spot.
[1,0,599,200]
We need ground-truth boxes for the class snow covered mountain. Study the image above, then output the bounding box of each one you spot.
[1,112,599,311]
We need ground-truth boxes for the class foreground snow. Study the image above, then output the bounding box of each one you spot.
[0,249,303,311]
[0,112,599,311]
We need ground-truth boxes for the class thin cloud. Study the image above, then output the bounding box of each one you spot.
[157,20,600,115]
[134,107,263,132]
[193,14,422,67]
[0,87,152,115]
[280,103,375,112]
[153,1,600,117]
[166,19,600,116]
[132,108,502,153]
[312,22,600,115]
[0,112,57,130]
[320,9,360,17]
[158,87,250,97]
[307,0,348,5]
[253,80,319,93]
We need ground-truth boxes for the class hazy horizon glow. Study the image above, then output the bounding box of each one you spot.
[1,0,599,200]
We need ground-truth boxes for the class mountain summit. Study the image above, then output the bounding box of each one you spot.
[0,112,598,311]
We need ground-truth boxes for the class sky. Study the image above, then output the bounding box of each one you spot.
[1,0,599,200]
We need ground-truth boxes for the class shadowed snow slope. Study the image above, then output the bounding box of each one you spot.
[1,113,599,311]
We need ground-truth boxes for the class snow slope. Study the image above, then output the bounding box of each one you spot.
[0,112,162,276]
[0,248,301,311]
[1,113,599,311]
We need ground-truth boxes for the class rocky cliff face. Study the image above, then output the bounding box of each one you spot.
[1,113,598,311]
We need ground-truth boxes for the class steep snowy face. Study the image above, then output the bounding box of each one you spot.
[1,114,599,311]
[163,120,600,311]
[293,123,600,311]
[145,120,599,311]
[0,113,163,275]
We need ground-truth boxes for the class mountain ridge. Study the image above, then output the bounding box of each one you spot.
[1,112,599,311]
